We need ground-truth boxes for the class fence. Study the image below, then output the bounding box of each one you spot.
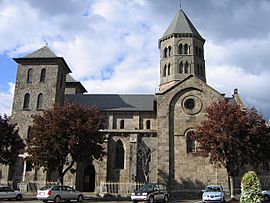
[99,182,144,195]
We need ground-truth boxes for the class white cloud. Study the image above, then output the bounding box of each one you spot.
[0,83,14,116]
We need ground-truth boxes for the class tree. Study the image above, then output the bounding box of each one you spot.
[0,114,25,165]
[193,100,270,197]
[27,103,105,184]
[240,171,263,203]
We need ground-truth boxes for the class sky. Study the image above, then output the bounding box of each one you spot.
[0,0,269,120]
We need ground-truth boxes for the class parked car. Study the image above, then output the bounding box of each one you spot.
[262,186,270,201]
[131,183,169,203]
[36,185,84,202]
[0,185,23,200]
[202,185,225,203]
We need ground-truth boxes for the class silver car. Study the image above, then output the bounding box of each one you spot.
[0,185,23,200]
[202,185,225,203]
[36,185,84,202]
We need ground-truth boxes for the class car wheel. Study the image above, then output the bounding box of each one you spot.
[163,194,169,202]
[77,195,83,202]
[264,194,270,202]
[54,195,61,203]
[16,194,23,201]
[149,195,154,203]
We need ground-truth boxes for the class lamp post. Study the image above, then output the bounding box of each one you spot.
[18,153,28,182]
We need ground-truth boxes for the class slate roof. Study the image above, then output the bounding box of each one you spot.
[65,94,156,111]
[162,9,203,39]
[24,46,58,58]
[66,74,78,83]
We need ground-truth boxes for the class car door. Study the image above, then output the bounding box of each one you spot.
[66,186,76,200]
[4,187,16,199]
[153,184,161,201]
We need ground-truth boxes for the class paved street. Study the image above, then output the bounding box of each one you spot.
[1,201,201,203]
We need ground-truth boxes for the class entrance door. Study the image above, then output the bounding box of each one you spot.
[83,164,95,192]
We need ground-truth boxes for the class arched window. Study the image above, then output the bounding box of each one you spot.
[184,44,188,54]
[0,170,2,179]
[146,120,151,129]
[27,127,32,140]
[115,140,124,169]
[186,131,196,153]
[40,68,46,82]
[164,47,168,58]
[37,93,43,110]
[184,62,189,74]
[179,62,183,74]
[23,93,30,110]
[120,119,125,129]
[200,65,204,77]
[179,44,183,54]
[199,48,202,58]
[27,69,33,83]
[168,63,171,75]
[163,65,167,77]
[195,46,198,56]
[168,46,172,57]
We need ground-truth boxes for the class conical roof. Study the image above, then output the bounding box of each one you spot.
[24,46,57,58]
[162,9,203,39]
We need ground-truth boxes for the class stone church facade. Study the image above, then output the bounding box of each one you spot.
[1,9,249,193]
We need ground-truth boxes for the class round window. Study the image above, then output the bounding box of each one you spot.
[184,98,195,109]
[182,96,202,115]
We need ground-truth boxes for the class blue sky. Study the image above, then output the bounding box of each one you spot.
[0,0,270,120]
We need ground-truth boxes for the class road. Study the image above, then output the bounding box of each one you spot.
[1,199,202,203]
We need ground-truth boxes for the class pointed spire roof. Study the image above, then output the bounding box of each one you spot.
[162,9,203,39]
[24,46,57,58]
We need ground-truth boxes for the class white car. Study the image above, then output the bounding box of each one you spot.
[0,185,23,200]
[262,186,270,201]
[202,185,225,203]
[36,185,84,202]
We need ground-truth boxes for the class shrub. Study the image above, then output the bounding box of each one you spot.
[240,171,263,203]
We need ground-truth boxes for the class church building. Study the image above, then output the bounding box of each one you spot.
[1,8,248,194]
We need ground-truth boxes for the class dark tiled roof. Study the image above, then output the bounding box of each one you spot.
[162,9,203,39]
[24,46,57,58]
[65,94,156,111]
[66,74,78,83]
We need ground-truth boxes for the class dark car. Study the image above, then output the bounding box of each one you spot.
[131,183,169,203]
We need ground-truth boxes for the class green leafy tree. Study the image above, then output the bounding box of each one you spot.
[0,114,25,165]
[193,101,270,197]
[240,171,263,203]
[27,103,105,184]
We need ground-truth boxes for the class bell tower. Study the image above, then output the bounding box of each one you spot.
[159,9,206,92]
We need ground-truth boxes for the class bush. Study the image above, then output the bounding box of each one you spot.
[240,171,263,203]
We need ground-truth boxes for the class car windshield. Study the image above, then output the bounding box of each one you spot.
[137,184,154,192]
[205,186,221,192]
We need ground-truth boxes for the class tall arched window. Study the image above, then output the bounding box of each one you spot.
[184,44,188,54]
[120,119,125,129]
[40,68,46,82]
[146,120,151,129]
[163,65,167,77]
[27,127,32,140]
[115,140,124,169]
[179,44,183,54]
[167,63,171,75]
[23,93,30,110]
[37,93,43,110]
[168,46,172,57]
[184,62,189,74]
[27,69,33,83]
[186,131,196,153]
[179,62,183,74]
[164,47,168,58]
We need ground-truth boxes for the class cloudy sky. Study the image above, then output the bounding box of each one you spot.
[0,0,269,120]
